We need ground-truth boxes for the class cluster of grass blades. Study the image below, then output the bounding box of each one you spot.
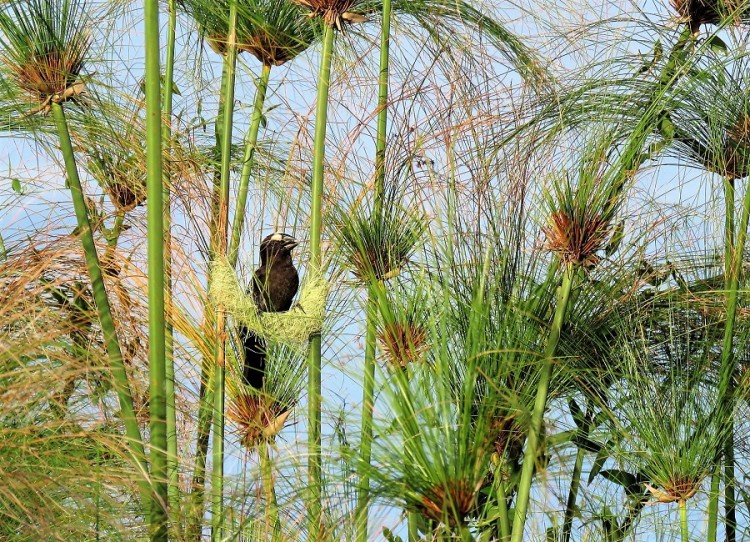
[0,234,158,540]
[0,0,162,533]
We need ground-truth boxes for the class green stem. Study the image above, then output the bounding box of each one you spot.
[408,513,419,541]
[707,461,720,542]
[719,177,737,542]
[260,443,280,538]
[162,0,180,529]
[187,41,235,542]
[144,0,168,536]
[709,174,750,542]
[103,211,125,277]
[707,177,736,542]
[228,62,272,266]
[307,22,335,540]
[460,525,475,542]
[723,176,736,542]
[188,365,214,539]
[51,101,151,513]
[210,361,226,542]
[510,266,575,542]
[494,464,511,541]
[373,0,391,213]
[561,445,586,542]
[211,3,239,540]
[356,284,378,542]
[679,500,688,542]
[105,212,125,248]
[356,2,391,535]
[726,437,736,542]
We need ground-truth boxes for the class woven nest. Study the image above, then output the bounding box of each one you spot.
[207,31,309,64]
[209,257,328,347]
[350,246,408,282]
[491,416,524,462]
[415,479,479,526]
[106,179,147,212]
[671,0,747,31]
[292,0,367,29]
[543,210,610,268]
[239,31,307,66]
[379,321,429,368]
[719,113,750,179]
[227,392,291,448]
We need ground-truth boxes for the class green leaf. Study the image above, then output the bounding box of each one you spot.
[10,178,22,194]
[572,434,602,454]
[706,35,728,55]
[657,113,676,141]
[636,39,662,74]
[598,505,616,538]
[588,445,609,483]
[599,469,648,497]
[569,398,587,430]
[605,221,625,256]
[382,527,403,542]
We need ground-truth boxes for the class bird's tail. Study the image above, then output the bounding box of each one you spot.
[240,326,266,390]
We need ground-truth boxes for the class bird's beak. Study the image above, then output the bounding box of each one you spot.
[285,239,299,250]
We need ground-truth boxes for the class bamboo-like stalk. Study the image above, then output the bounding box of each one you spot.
[162,0,180,528]
[187,359,214,538]
[495,465,510,542]
[510,266,575,542]
[211,3,239,540]
[209,362,225,542]
[561,400,592,542]
[721,176,736,542]
[188,51,234,542]
[355,284,378,542]
[460,525,475,542]
[144,0,169,538]
[356,2,392,538]
[708,171,750,542]
[561,445,585,542]
[260,442,280,537]
[50,102,151,508]
[408,514,419,541]
[228,62,272,266]
[360,0,392,519]
[308,22,335,540]
[679,500,688,542]
[726,439,736,542]
[373,0,391,211]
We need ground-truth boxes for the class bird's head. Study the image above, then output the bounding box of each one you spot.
[259,232,299,262]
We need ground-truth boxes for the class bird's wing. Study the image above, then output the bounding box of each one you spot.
[252,265,271,312]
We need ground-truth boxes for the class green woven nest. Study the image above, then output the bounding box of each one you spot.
[210,257,328,346]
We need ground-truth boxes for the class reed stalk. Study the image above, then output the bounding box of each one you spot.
[162,0,180,527]
[52,101,151,508]
[510,266,575,542]
[144,0,168,537]
[308,22,335,540]
[210,3,239,539]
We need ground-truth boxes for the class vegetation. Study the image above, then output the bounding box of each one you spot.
[4,0,750,541]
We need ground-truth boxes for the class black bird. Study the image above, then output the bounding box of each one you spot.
[240,232,300,389]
